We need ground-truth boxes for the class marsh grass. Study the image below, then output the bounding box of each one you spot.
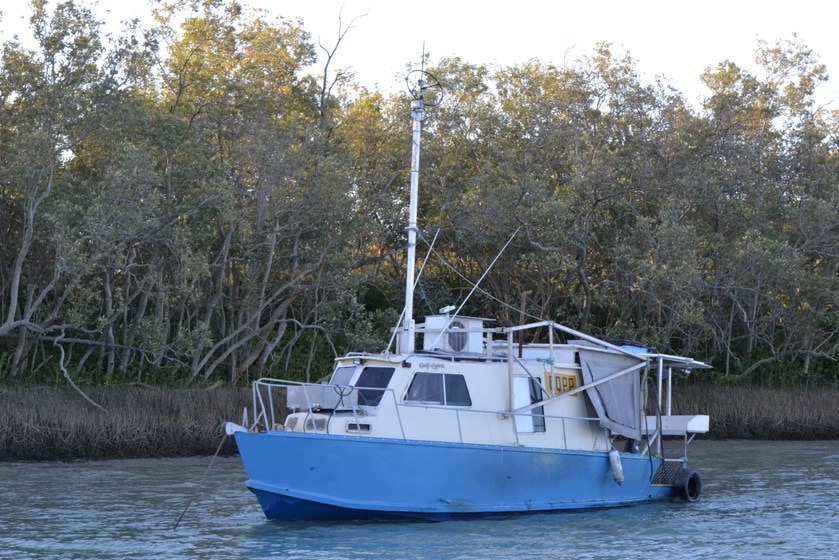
[674,384,839,440]
[1,383,837,460]
[0,385,249,460]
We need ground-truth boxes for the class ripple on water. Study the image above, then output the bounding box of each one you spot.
[1,442,838,559]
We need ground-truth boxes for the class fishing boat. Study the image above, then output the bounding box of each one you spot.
[224,76,711,521]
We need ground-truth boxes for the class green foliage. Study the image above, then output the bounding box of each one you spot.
[1,1,838,388]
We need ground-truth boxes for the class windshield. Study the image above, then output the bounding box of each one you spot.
[330,366,356,386]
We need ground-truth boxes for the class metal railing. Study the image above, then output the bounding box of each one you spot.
[248,377,616,452]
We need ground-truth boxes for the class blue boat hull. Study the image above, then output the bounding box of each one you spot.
[233,431,679,521]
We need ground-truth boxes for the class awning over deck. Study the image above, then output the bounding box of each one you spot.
[577,349,645,440]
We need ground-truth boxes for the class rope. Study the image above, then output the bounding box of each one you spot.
[172,433,228,530]
[333,384,354,407]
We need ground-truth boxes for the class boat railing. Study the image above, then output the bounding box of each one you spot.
[248,377,617,451]
[392,403,600,449]
[248,377,408,436]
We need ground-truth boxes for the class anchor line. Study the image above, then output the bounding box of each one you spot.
[173,433,228,530]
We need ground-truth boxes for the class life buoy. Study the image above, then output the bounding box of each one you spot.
[674,469,702,502]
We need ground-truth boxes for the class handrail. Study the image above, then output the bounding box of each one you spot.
[249,378,605,451]
[512,361,646,414]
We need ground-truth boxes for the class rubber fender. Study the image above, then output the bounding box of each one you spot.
[608,448,624,485]
[673,469,702,502]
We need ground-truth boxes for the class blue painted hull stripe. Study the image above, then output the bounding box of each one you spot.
[234,431,678,520]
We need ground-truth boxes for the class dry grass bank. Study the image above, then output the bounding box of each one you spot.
[0,385,249,460]
[674,384,839,440]
[1,383,837,461]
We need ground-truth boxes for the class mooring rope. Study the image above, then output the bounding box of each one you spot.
[173,433,228,530]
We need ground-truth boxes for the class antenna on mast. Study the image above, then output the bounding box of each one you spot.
[400,47,441,355]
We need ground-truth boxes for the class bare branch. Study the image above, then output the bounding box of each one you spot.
[54,333,108,413]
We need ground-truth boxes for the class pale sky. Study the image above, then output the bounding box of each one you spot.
[2,0,837,108]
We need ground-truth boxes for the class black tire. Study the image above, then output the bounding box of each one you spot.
[674,469,702,502]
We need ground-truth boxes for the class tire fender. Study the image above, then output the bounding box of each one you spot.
[674,469,702,502]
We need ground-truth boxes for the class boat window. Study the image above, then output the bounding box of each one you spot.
[405,372,443,404]
[330,366,356,386]
[405,373,471,406]
[529,377,546,432]
[355,367,395,407]
[445,374,472,406]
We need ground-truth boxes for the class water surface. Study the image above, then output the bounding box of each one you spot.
[1,440,836,559]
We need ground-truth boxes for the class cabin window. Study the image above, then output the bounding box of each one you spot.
[405,373,472,406]
[405,373,443,404]
[529,377,546,432]
[445,374,472,406]
[355,367,395,407]
[330,366,356,386]
[514,376,546,433]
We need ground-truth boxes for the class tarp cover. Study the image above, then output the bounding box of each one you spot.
[578,348,645,440]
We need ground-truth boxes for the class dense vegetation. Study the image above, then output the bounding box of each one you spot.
[0,384,248,459]
[2,0,838,389]
[2,384,837,460]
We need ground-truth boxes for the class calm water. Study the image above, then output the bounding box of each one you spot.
[1,440,837,559]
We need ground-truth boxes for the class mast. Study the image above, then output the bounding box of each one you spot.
[400,80,425,354]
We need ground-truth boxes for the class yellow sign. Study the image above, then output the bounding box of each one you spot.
[545,372,578,397]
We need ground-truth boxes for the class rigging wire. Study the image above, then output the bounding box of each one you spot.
[416,230,544,324]
[426,227,521,350]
